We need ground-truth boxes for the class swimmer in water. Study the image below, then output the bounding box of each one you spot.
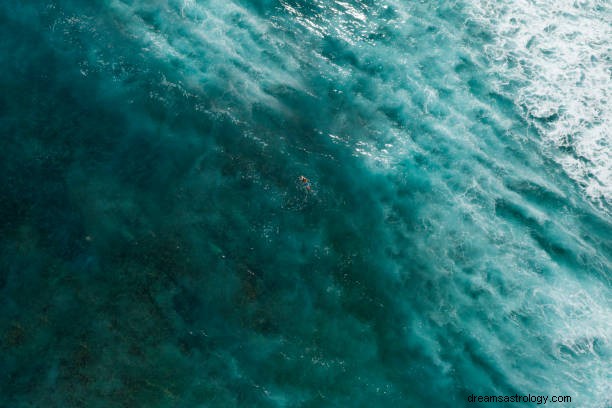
[299,175,312,191]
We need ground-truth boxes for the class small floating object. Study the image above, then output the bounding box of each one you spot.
[299,175,312,191]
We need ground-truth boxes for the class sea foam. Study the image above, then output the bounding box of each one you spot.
[464,0,612,212]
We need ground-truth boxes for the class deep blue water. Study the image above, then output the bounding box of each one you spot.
[1,0,610,407]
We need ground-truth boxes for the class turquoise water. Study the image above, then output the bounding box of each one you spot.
[1,0,610,407]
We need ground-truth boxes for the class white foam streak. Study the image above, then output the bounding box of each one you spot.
[107,0,306,120]
[465,0,612,210]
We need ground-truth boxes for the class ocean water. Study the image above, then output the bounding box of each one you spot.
[0,0,610,407]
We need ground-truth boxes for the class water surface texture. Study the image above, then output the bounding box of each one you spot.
[1,0,610,407]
